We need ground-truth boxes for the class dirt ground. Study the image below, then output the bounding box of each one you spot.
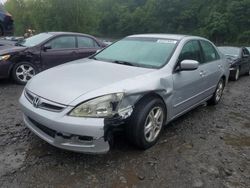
[0,77,249,188]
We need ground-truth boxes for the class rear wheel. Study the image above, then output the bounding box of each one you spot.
[246,69,250,76]
[232,67,240,81]
[207,78,225,105]
[12,62,37,85]
[126,96,166,149]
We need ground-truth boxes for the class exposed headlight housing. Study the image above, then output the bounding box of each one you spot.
[0,54,11,61]
[69,93,124,118]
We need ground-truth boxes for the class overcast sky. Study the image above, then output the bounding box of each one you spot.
[0,0,7,4]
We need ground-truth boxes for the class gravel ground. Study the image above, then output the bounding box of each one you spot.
[0,77,249,188]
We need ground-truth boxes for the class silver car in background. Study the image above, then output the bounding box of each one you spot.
[19,34,229,154]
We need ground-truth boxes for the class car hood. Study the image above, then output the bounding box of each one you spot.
[26,59,155,105]
[0,45,26,55]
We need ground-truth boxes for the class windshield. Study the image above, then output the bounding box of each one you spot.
[18,33,53,47]
[0,5,7,13]
[93,37,178,68]
[218,47,240,57]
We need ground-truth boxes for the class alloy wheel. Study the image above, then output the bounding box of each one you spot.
[235,68,240,81]
[16,64,36,82]
[215,80,224,102]
[144,107,164,143]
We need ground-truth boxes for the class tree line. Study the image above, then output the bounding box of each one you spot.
[4,0,250,45]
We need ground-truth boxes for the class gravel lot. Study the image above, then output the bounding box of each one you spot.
[0,77,250,188]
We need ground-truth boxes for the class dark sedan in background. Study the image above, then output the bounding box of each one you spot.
[0,32,106,84]
[0,5,14,36]
[218,46,250,81]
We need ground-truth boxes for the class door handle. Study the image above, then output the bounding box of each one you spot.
[200,70,206,77]
[218,64,222,69]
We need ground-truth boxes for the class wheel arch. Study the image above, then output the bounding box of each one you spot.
[133,91,168,120]
[221,75,226,85]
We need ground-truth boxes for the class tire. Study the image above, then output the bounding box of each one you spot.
[207,78,225,105]
[0,26,3,36]
[126,96,166,150]
[231,67,240,81]
[12,62,37,85]
[245,69,250,76]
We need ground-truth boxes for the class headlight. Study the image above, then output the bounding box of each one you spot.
[0,54,11,61]
[69,93,124,118]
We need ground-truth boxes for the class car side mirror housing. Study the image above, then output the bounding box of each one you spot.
[179,60,199,71]
[96,49,101,54]
[43,44,52,51]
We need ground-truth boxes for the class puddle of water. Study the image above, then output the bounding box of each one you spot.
[111,166,140,188]
[244,122,250,128]
[224,134,250,147]
[229,112,250,121]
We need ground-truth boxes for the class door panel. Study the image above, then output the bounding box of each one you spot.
[41,36,78,69]
[172,67,206,116]
[198,61,221,96]
[77,48,98,59]
[41,49,78,69]
[199,40,222,96]
[77,36,101,59]
[172,40,205,116]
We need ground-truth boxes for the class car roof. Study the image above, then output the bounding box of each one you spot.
[127,34,190,41]
[44,32,96,38]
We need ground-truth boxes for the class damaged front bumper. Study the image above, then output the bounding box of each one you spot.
[19,92,134,154]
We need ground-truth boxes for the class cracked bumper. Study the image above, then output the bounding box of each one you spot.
[19,92,110,154]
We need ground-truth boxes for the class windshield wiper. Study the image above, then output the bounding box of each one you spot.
[112,60,135,67]
[15,43,25,47]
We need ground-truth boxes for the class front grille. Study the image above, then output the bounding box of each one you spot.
[28,117,56,138]
[39,102,65,111]
[25,90,34,102]
[28,117,94,142]
[25,90,66,112]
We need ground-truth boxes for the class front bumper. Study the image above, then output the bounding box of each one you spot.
[19,92,110,154]
[0,60,12,79]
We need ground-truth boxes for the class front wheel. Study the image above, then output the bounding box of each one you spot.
[126,97,166,149]
[207,78,225,105]
[12,62,37,85]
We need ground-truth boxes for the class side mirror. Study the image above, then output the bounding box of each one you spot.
[179,60,199,71]
[95,49,101,54]
[43,44,52,51]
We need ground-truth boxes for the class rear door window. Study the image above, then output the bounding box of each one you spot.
[200,40,219,63]
[77,36,99,48]
[47,36,76,49]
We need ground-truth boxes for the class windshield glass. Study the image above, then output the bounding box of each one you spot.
[0,5,7,13]
[19,33,53,47]
[94,37,178,68]
[218,47,240,57]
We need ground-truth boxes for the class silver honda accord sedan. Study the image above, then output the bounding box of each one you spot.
[19,34,230,154]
